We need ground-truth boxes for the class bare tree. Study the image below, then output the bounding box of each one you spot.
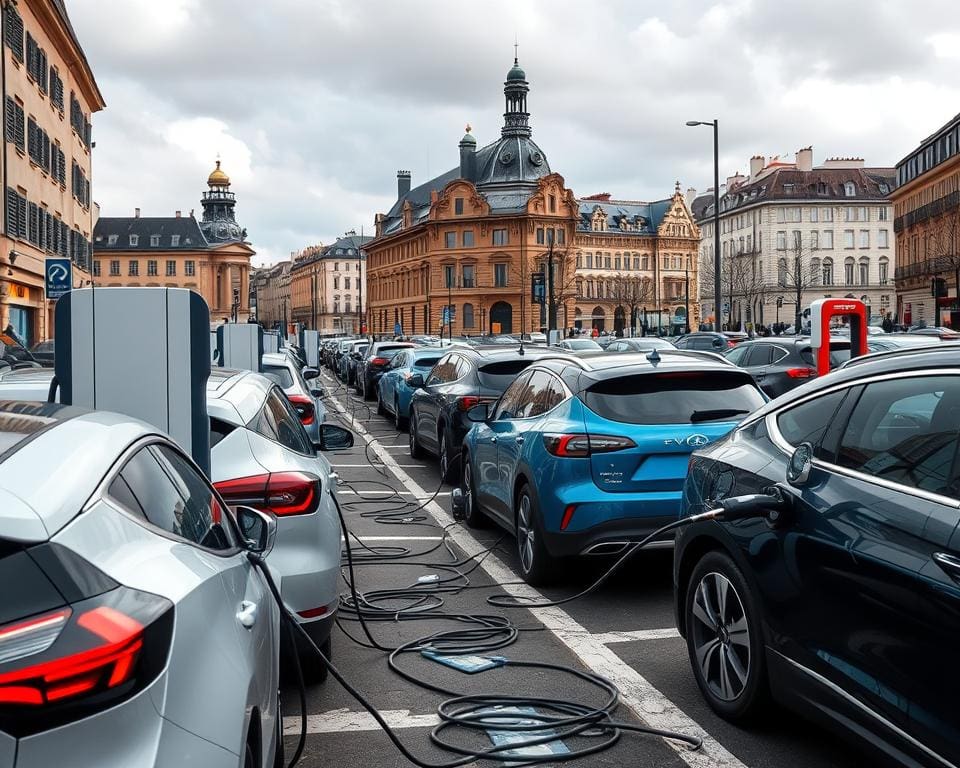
[610,274,655,335]
[776,239,820,333]
[699,249,748,330]
[733,250,769,329]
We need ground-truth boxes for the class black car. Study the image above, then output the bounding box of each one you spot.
[29,339,55,367]
[355,341,414,400]
[408,346,563,483]
[723,337,851,398]
[604,337,675,353]
[674,332,748,352]
[675,344,960,765]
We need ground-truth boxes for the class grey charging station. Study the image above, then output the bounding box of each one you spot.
[55,287,212,474]
[216,323,264,371]
[303,329,320,367]
[263,330,280,354]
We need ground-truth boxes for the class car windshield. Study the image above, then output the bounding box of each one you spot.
[582,371,765,425]
[414,356,442,369]
[477,359,534,389]
[261,364,294,389]
[566,339,602,350]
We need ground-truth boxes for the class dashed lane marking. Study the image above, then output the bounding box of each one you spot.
[283,708,440,735]
[331,463,427,468]
[327,394,748,768]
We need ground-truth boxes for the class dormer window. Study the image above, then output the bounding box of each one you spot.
[171,235,180,246]
[129,234,138,246]
[107,234,118,245]
[878,182,889,194]
[844,182,856,197]
[150,235,160,247]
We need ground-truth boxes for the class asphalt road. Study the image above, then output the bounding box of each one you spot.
[279,370,865,768]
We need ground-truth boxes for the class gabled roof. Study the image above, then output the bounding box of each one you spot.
[93,217,209,251]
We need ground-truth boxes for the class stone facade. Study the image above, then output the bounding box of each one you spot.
[253,260,290,331]
[289,233,369,334]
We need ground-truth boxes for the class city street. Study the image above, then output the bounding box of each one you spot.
[281,372,862,768]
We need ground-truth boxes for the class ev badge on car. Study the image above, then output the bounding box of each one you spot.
[664,434,710,447]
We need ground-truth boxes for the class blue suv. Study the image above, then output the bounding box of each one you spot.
[458,351,766,584]
[377,347,445,429]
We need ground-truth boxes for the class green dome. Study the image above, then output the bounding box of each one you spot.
[506,60,526,82]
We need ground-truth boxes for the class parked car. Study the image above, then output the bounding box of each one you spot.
[0,366,354,681]
[330,339,355,374]
[355,342,415,400]
[339,340,369,385]
[908,326,960,340]
[676,343,960,765]
[675,332,748,351]
[261,351,326,444]
[0,400,282,767]
[723,337,851,398]
[377,347,445,429]
[29,339,55,366]
[605,337,675,353]
[865,333,941,354]
[408,346,565,483]
[457,351,765,584]
[554,338,603,352]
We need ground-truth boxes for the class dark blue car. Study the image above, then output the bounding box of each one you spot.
[676,343,960,765]
[459,351,765,584]
[377,347,445,429]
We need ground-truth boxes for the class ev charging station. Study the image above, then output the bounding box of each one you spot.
[303,329,320,367]
[262,330,280,354]
[809,297,868,375]
[55,287,212,474]
[216,323,264,371]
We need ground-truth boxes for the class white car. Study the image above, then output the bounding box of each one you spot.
[0,401,281,767]
[0,366,348,680]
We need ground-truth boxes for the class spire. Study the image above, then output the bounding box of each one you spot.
[503,54,530,138]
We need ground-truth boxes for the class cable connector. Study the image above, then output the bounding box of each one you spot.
[417,574,439,584]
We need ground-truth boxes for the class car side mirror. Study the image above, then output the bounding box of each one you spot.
[466,403,490,422]
[234,505,277,556]
[712,338,724,349]
[302,366,319,380]
[315,424,355,451]
[786,442,813,487]
[311,387,325,398]
[408,373,424,389]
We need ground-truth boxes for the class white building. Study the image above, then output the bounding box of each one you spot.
[691,148,895,329]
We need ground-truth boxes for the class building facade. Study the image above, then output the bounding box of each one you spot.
[692,148,895,329]
[253,259,290,331]
[93,162,256,322]
[1,0,104,344]
[892,113,960,328]
[289,232,369,334]
[573,186,700,335]
[365,58,578,337]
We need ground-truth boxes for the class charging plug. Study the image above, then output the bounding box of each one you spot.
[417,574,439,584]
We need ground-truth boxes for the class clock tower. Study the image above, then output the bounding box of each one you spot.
[199,160,246,243]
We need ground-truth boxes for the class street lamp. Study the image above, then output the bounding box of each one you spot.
[686,119,721,332]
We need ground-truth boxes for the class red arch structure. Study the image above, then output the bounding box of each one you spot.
[809,298,868,375]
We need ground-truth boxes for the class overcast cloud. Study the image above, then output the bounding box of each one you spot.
[70,0,960,266]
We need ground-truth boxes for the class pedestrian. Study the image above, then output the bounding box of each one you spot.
[591,326,599,338]
[882,315,894,333]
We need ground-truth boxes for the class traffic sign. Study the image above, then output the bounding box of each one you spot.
[45,258,72,300]
[442,306,456,325]
[394,322,402,336]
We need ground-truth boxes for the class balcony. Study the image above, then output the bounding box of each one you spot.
[894,254,959,281]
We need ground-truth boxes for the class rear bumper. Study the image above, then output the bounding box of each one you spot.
[541,514,677,558]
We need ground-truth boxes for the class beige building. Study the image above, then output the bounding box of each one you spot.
[289,232,369,334]
[2,0,104,344]
[253,260,290,331]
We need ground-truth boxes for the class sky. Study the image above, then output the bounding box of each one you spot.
[70,0,960,267]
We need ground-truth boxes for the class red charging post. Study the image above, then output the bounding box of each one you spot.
[809,298,868,375]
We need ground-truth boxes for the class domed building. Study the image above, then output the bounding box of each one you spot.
[93,160,256,323]
[365,57,579,337]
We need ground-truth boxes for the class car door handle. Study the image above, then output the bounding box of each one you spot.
[237,601,258,629]
[490,436,497,444]
[515,436,525,445]
[933,552,960,582]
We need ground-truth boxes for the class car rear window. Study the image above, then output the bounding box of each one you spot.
[477,359,534,389]
[375,346,408,359]
[415,356,441,368]
[800,343,851,368]
[261,365,293,389]
[582,371,765,425]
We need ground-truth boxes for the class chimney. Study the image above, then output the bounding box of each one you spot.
[134,207,140,218]
[725,172,746,190]
[685,187,697,207]
[175,210,181,218]
[397,170,411,199]
[749,155,765,178]
[459,125,477,182]
[796,147,813,172]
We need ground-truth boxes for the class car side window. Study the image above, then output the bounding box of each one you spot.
[426,354,452,386]
[770,346,789,364]
[522,372,565,418]
[112,444,234,551]
[776,389,846,451]
[744,344,772,367]
[493,371,533,420]
[835,376,960,497]
[724,345,750,365]
[255,388,313,455]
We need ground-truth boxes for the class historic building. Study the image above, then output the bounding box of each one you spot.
[365,57,578,337]
[289,231,369,334]
[691,148,895,328]
[892,112,960,328]
[1,0,104,344]
[252,259,290,331]
[573,185,700,335]
[93,161,256,322]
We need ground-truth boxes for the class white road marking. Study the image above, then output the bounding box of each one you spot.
[337,489,451,497]
[592,628,682,644]
[283,708,439,735]
[331,463,426,468]
[353,535,444,542]
[328,394,748,768]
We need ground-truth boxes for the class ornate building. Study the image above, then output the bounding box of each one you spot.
[1,0,104,344]
[289,232,370,334]
[252,260,290,331]
[365,58,578,337]
[573,186,700,335]
[93,161,256,322]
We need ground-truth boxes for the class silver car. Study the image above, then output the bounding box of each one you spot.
[260,351,326,446]
[0,401,281,768]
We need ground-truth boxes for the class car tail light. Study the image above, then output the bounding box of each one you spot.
[543,433,636,457]
[370,357,389,366]
[457,396,494,412]
[287,394,315,426]
[727,340,736,348]
[0,544,172,737]
[215,472,320,517]
[560,505,577,531]
[785,367,817,379]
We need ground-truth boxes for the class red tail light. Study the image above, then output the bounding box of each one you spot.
[287,394,315,426]
[215,471,320,516]
[370,357,389,366]
[457,396,494,412]
[560,504,577,531]
[543,433,636,457]
[786,367,817,379]
[727,340,736,348]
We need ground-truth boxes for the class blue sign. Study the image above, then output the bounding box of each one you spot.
[394,323,402,336]
[442,306,455,325]
[45,258,72,300]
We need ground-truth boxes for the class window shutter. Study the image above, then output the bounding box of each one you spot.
[61,223,70,258]
[27,202,38,245]
[26,117,35,160]
[16,194,27,239]
[38,49,47,94]
[84,179,90,208]
[83,120,91,148]
[51,215,59,254]
[26,33,36,80]
[57,148,65,185]
[5,188,17,236]
[3,97,14,144]
[4,6,24,63]
[14,104,24,151]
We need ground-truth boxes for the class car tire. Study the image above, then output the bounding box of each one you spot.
[685,550,768,721]
[462,454,487,528]
[439,430,459,484]
[365,377,375,401]
[298,633,330,685]
[514,483,559,586]
[244,733,257,768]
[395,396,409,431]
[377,390,387,417]
[409,412,426,459]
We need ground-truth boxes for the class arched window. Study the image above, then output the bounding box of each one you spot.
[811,257,821,285]
[822,258,834,286]
[463,302,475,329]
[858,257,870,286]
[844,257,855,286]
[777,258,788,286]
[844,182,856,197]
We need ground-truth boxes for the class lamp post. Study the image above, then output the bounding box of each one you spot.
[686,119,721,331]
[357,226,364,336]
[684,268,691,334]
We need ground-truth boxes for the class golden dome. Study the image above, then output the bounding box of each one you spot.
[207,160,230,187]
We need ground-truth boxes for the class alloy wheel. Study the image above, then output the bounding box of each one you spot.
[517,493,535,574]
[464,461,474,519]
[690,571,751,702]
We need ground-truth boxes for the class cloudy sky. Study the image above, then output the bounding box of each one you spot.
[70,0,960,266]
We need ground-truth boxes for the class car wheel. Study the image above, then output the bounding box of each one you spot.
[363,376,374,401]
[244,736,256,768]
[515,484,559,586]
[439,430,458,484]
[377,389,387,416]
[685,550,767,721]
[395,397,409,431]
[408,413,426,458]
[462,455,487,528]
